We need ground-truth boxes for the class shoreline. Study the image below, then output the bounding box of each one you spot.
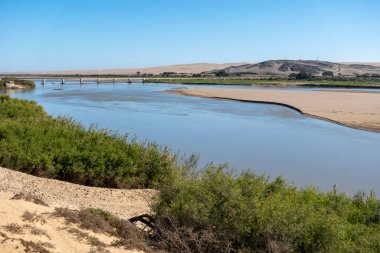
[143,78,380,88]
[164,88,380,133]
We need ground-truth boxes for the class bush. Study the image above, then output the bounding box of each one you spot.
[322,71,334,77]
[1,77,35,88]
[0,95,176,188]
[215,70,228,77]
[289,71,313,80]
[54,207,151,252]
[2,95,380,252]
[152,165,380,253]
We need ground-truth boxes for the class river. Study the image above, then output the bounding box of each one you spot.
[5,81,380,194]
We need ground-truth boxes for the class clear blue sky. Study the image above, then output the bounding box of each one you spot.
[1,0,379,71]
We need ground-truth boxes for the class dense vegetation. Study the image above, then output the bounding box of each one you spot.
[1,95,380,252]
[0,77,35,88]
[153,165,380,253]
[144,76,380,88]
[0,95,175,188]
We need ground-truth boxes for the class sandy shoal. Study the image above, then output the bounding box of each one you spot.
[168,88,380,132]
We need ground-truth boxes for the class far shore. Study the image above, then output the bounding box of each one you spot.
[165,88,380,133]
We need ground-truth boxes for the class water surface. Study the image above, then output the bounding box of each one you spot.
[7,82,380,194]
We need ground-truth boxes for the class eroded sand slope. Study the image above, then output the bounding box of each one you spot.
[0,167,154,253]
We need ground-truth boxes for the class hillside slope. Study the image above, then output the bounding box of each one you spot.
[206,60,380,76]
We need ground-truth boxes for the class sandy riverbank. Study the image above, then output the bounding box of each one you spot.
[0,167,155,219]
[0,199,146,253]
[167,88,380,133]
[0,167,154,252]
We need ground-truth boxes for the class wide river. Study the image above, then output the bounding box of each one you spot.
[5,81,380,194]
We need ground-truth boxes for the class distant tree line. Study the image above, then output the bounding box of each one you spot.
[288,71,335,80]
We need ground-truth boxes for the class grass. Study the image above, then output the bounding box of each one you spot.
[22,211,47,224]
[66,227,107,250]
[143,77,380,88]
[54,207,151,252]
[54,208,116,234]
[2,223,25,235]
[30,227,50,239]
[22,211,39,222]
[19,239,54,253]
[11,193,49,207]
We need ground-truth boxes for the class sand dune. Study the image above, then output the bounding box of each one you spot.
[168,88,380,133]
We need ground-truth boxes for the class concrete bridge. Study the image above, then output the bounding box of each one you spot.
[24,77,146,85]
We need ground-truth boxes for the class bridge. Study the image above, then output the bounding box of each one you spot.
[23,77,146,85]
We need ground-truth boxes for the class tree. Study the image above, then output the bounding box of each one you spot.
[215,70,228,77]
[322,71,334,77]
[289,71,312,80]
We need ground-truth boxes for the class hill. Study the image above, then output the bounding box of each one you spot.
[206,60,380,76]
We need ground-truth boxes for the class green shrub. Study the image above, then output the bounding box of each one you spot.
[0,95,176,188]
[153,165,380,253]
[1,77,35,88]
[2,95,380,252]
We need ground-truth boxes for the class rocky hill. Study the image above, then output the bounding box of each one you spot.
[206,60,380,76]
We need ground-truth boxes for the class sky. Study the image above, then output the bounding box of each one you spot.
[0,0,379,71]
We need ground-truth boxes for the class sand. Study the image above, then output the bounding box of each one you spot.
[0,167,154,252]
[168,88,380,133]
[0,167,155,219]
[0,198,144,253]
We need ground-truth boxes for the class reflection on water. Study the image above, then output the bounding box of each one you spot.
[8,82,380,194]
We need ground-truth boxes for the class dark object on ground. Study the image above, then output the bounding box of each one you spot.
[11,193,49,207]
